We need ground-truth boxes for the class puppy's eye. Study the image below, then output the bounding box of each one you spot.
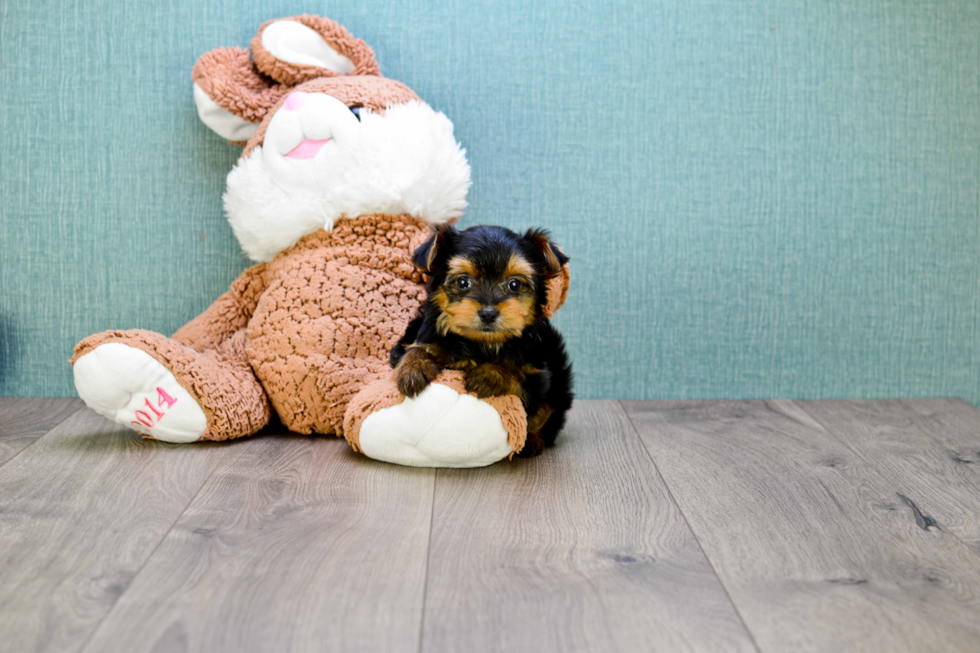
[350,106,362,122]
[506,278,524,293]
[455,276,471,291]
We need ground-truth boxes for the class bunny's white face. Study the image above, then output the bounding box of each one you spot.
[192,17,471,263]
[263,91,361,166]
[223,94,470,262]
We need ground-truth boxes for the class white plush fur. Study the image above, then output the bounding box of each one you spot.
[261,20,355,73]
[358,383,512,467]
[193,82,260,142]
[73,343,207,444]
[224,96,471,262]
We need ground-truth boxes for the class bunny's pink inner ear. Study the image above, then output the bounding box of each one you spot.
[251,14,381,86]
[192,46,290,142]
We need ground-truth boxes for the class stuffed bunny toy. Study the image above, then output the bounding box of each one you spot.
[71,14,569,467]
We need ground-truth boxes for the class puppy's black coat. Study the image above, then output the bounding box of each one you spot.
[391,225,573,457]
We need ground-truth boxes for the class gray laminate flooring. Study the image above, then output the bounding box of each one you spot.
[2,397,980,653]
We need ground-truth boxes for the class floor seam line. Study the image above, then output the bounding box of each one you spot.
[618,400,764,653]
[417,468,438,653]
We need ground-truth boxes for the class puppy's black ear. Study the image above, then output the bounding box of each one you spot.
[524,229,568,279]
[412,225,454,274]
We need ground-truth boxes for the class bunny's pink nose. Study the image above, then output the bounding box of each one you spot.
[285,92,309,111]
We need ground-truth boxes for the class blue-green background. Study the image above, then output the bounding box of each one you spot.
[2,0,979,401]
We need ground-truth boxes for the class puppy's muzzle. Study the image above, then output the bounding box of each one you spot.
[478,306,500,325]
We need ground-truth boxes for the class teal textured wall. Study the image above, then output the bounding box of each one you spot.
[1,0,979,400]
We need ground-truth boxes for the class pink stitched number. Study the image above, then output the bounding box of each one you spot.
[144,398,164,420]
[130,388,178,434]
[157,387,177,409]
[134,411,154,428]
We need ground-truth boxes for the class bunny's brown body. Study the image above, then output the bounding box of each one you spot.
[74,215,431,438]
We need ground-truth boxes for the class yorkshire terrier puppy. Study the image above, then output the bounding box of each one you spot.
[391,225,573,457]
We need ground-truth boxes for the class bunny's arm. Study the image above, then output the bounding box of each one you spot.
[172,264,268,353]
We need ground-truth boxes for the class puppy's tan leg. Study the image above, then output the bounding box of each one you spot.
[514,404,554,458]
[527,404,554,434]
[464,362,525,400]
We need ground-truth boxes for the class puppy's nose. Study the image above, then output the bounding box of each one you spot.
[478,306,500,324]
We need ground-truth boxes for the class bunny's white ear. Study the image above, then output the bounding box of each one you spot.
[193,83,260,141]
[191,46,290,144]
[261,20,355,74]
[251,15,380,85]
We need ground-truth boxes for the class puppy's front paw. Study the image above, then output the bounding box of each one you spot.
[396,349,442,398]
[465,364,520,398]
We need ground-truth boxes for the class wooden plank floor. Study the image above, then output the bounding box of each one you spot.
[2,398,980,652]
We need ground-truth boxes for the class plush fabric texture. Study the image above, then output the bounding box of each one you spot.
[193,82,261,142]
[72,342,209,443]
[192,17,462,264]
[191,47,288,127]
[226,99,470,262]
[344,370,528,455]
[239,77,421,157]
[71,214,429,440]
[192,18,414,148]
[172,263,268,351]
[71,328,271,441]
[251,15,380,86]
[245,214,430,434]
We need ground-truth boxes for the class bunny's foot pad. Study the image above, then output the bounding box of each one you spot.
[344,371,527,468]
[73,342,207,443]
